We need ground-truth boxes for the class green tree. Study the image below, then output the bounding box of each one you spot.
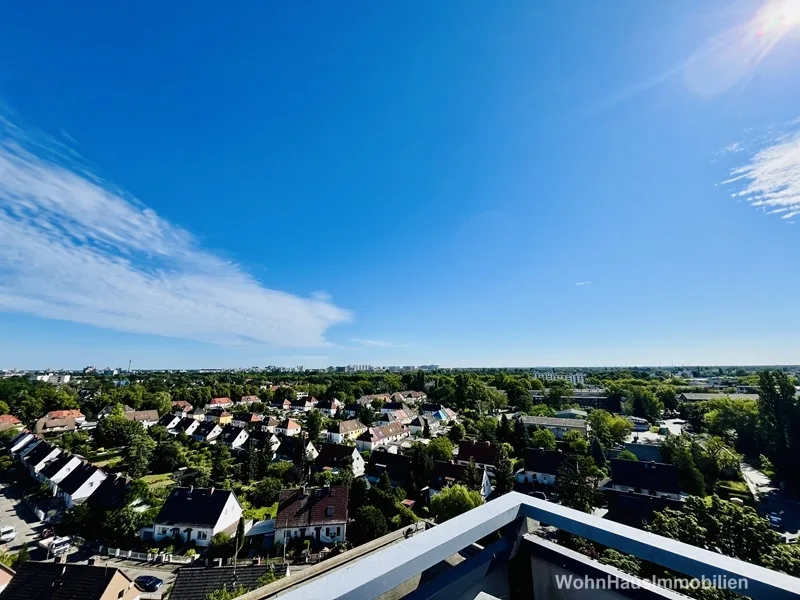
[462,459,483,491]
[493,446,514,496]
[562,429,588,455]
[349,476,370,513]
[448,422,465,443]
[757,370,799,487]
[655,386,678,413]
[497,413,512,444]
[428,436,454,462]
[124,434,155,478]
[590,437,607,470]
[430,484,482,523]
[350,506,389,546]
[422,419,431,439]
[143,391,172,415]
[306,410,323,443]
[210,443,233,483]
[555,455,597,513]
[529,428,557,451]
[616,449,638,461]
[150,440,187,473]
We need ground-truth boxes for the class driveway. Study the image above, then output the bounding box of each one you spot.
[0,481,42,553]
[741,462,800,541]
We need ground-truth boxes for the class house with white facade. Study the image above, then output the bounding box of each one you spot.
[408,415,437,436]
[354,422,409,452]
[172,417,200,436]
[38,453,83,492]
[231,412,262,429]
[21,440,61,476]
[274,485,349,546]
[275,418,301,437]
[142,487,243,547]
[157,414,182,430]
[57,462,107,508]
[209,397,233,409]
[192,421,223,443]
[326,419,367,444]
[261,416,280,433]
[515,448,564,486]
[44,409,85,423]
[315,399,339,417]
[220,425,249,450]
[275,437,318,462]
[428,460,492,501]
[315,443,365,478]
[123,409,160,428]
[8,431,35,455]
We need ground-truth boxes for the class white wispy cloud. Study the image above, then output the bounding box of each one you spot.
[350,338,409,348]
[574,281,593,286]
[0,118,351,347]
[723,121,800,222]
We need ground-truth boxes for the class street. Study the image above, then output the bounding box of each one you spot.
[0,481,41,554]
[741,461,800,542]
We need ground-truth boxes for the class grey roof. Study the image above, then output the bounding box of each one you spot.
[333,419,366,434]
[22,440,57,466]
[679,393,759,401]
[523,448,564,476]
[170,564,286,600]
[154,487,238,528]
[86,474,130,510]
[39,454,72,479]
[193,421,220,438]
[58,462,100,495]
[0,562,131,600]
[609,458,680,494]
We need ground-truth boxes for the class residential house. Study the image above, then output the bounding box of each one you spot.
[554,408,588,420]
[7,431,35,455]
[14,436,41,459]
[275,418,302,437]
[420,404,457,423]
[172,400,193,415]
[0,562,12,594]
[326,419,367,444]
[192,421,223,444]
[381,402,412,415]
[354,422,410,452]
[516,448,564,486]
[0,562,140,600]
[261,416,280,434]
[143,486,243,547]
[21,440,61,475]
[239,395,261,406]
[220,424,249,450]
[205,409,233,425]
[408,415,436,436]
[456,440,498,474]
[377,410,416,425]
[170,564,289,600]
[356,393,390,406]
[123,409,160,428]
[44,409,85,423]
[156,414,182,430]
[57,462,107,508]
[315,399,338,417]
[600,459,685,527]
[315,443,365,478]
[289,397,313,412]
[38,453,83,492]
[392,390,427,403]
[97,404,134,419]
[0,414,22,431]
[85,474,131,511]
[209,397,233,409]
[429,461,492,500]
[189,407,207,421]
[365,450,412,489]
[247,430,281,453]
[34,416,78,435]
[274,485,349,546]
[341,403,361,418]
[275,437,318,463]
[272,398,292,411]
[518,416,588,439]
[173,417,200,436]
[231,412,263,429]
[678,392,759,402]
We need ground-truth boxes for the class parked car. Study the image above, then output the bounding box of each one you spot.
[38,535,71,556]
[0,526,15,543]
[768,512,783,530]
[134,576,164,592]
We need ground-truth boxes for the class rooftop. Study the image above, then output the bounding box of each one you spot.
[154,487,238,528]
[275,485,349,529]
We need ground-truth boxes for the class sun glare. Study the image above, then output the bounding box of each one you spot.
[758,0,800,35]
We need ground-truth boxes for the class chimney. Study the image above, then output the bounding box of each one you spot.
[87,558,97,566]
[210,487,215,495]
[213,558,223,567]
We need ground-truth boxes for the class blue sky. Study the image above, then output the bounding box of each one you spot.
[2,0,800,369]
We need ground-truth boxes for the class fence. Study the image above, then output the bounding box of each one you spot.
[99,545,196,564]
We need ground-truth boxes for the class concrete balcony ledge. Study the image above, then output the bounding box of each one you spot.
[250,492,800,600]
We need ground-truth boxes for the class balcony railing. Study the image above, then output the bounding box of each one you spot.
[257,491,800,600]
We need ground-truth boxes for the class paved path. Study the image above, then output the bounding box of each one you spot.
[0,481,42,554]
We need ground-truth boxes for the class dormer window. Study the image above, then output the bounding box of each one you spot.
[326,506,334,517]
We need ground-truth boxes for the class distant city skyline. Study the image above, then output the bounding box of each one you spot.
[2,2,800,368]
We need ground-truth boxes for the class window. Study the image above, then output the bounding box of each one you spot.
[196,531,208,540]
[326,506,334,517]
[160,527,168,535]
[336,526,341,536]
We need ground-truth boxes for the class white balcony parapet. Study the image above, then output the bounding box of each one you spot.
[269,491,800,600]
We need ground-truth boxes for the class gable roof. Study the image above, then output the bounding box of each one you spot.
[235,412,262,423]
[0,562,131,600]
[421,403,444,413]
[86,474,131,511]
[172,400,193,411]
[316,399,336,410]
[523,448,564,476]
[157,414,181,428]
[609,459,680,494]
[409,415,433,428]
[356,393,390,405]
[383,402,412,412]
[316,443,358,468]
[275,485,349,529]
[290,397,312,407]
[333,419,366,434]
[555,408,588,418]
[429,460,476,491]
[176,417,198,432]
[123,409,159,423]
[276,436,313,458]
[35,416,77,434]
[278,418,301,430]
[58,462,102,495]
[220,424,247,444]
[193,421,220,438]
[154,487,239,527]
[679,393,759,402]
[45,409,84,419]
[247,429,278,450]
[356,422,408,443]
[366,450,412,484]
[0,414,21,426]
[210,397,232,406]
[39,454,74,479]
[22,440,58,467]
[170,564,286,600]
[240,395,260,403]
[456,440,498,465]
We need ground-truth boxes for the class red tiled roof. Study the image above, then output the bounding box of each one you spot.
[210,397,232,406]
[275,486,349,529]
[45,409,84,419]
[279,418,301,430]
[0,415,21,425]
[457,440,499,465]
[240,395,260,403]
